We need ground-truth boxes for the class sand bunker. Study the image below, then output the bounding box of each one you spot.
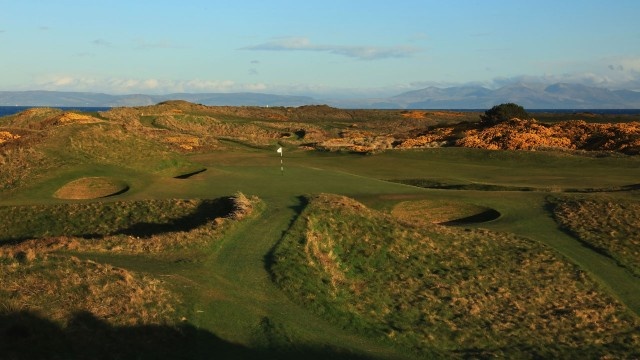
[54,177,129,199]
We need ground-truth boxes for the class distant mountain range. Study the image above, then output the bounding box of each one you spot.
[383,83,640,109]
[1,83,640,109]
[0,91,315,108]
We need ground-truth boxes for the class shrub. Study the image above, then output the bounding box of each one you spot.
[480,103,531,126]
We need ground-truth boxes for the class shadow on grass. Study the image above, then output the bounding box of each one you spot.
[392,178,640,193]
[439,208,501,226]
[0,311,375,360]
[263,196,309,282]
[174,168,207,179]
[113,197,235,238]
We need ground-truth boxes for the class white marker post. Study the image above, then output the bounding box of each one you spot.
[277,146,283,175]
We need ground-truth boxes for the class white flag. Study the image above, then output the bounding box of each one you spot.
[277,147,283,154]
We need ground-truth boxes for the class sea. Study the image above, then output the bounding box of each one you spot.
[0,106,112,117]
[1,106,639,118]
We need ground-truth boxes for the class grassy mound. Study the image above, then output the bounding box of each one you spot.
[53,177,129,199]
[271,194,640,358]
[550,196,640,277]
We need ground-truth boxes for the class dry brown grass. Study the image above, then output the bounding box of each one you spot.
[0,131,21,145]
[395,127,454,149]
[229,192,259,220]
[47,112,103,126]
[164,135,201,151]
[0,253,178,326]
[455,119,640,153]
[457,119,574,150]
[401,111,428,119]
[0,146,52,191]
[317,130,394,153]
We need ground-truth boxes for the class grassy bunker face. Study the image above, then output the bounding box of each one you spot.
[53,177,129,200]
[391,199,500,225]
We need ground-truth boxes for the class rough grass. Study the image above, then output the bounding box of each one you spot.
[550,196,640,277]
[0,193,260,254]
[0,253,178,326]
[0,192,262,358]
[59,124,195,175]
[0,146,53,191]
[271,193,640,358]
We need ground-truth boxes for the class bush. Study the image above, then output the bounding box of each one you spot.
[480,103,531,126]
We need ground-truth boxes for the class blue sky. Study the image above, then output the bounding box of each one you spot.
[1,0,639,97]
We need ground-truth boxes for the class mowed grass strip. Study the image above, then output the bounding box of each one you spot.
[271,194,640,358]
[550,196,640,277]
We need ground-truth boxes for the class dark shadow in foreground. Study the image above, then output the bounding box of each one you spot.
[0,311,375,360]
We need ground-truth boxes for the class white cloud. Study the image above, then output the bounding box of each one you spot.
[32,75,270,94]
[242,37,421,60]
[487,62,640,91]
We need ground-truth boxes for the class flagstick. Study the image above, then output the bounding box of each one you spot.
[277,146,284,175]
